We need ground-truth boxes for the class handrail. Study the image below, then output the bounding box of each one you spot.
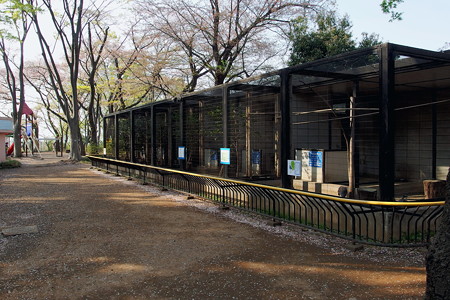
[87,155,444,247]
[86,155,445,207]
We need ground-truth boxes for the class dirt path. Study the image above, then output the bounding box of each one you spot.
[0,156,426,299]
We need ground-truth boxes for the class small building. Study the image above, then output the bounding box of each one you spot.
[0,117,14,162]
[103,43,450,201]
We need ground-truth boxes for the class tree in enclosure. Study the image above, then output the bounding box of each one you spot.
[0,0,37,158]
[288,11,381,197]
[134,0,329,91]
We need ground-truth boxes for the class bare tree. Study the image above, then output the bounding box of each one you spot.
[134,0,326,91]
[95,22,182,114]
[80,19,109,149]
[25,62,68,137]
[0,0,36,157]
[31,0,113,160]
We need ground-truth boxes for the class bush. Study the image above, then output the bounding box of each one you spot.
[86,143,101,155]
[0,159,21,169]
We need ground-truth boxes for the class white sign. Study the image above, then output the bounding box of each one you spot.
[287,160,301,176]
[178,146,186,160]
[220,148,230,165]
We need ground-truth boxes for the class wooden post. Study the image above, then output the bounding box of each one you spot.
[423,180,446,199]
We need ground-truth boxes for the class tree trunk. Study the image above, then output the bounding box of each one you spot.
[13,120,22,158]
[425,168,450,299]
[347,96,356,198]
[68,118,82,161]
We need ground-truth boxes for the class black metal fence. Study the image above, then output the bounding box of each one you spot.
[88,155,444,247]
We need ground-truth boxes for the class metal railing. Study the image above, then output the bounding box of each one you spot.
[87,155,445,247]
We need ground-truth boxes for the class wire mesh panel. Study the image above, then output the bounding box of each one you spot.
[154,109,171,167]
[179,89,225,174]
[101,44,450,202]
[170,106,181,168]
[104,116,115,158]
[228,75,281,183]
[183,101,200,171]
[133,110,151,164]
[392,51,450,199]
[117,113,130,161]
[198,96,223,174]
[437,99,450,180]
[290,50,381,198]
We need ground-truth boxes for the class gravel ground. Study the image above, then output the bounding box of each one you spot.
[0,154,427,299]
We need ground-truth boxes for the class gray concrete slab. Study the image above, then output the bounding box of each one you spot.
[2,225,39,236]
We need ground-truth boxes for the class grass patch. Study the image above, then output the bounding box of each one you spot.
[80,156,91,164]
[0,159,21,169]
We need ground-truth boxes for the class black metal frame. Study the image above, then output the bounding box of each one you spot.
[102,43,450,201]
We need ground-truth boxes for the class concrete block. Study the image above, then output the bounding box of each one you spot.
[2,225,39,236]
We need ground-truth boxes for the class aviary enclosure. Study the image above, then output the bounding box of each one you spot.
[103,43,450,202]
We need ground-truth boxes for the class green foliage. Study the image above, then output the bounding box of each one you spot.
[44,140,54,152]
[0,0,39,39]
[86,143,101,155]
[380,0,404,21]
[359,32,383,49]
[288,11,382,66]
[0,158,21,169]
[289,12,356,66]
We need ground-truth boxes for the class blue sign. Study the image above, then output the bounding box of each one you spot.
[251,150,261,164]
[26,123,32,136]
[309,151,323,168]
[210,151,218,161]
[178,146,186,160]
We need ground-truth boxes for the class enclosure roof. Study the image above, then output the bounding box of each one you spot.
[105,43,450,118]
[105,99,175,118]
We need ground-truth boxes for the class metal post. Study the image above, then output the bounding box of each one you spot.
[130,110,135,163]
[280,70,291,189]
[179,100,184,170]
[199,100,204,167]
[245,94,251,177]
[432,92,437,179]
[145,111,150,164]
[114,114,119,160]
[222,85,229,178]
[349,81,360,196]
[103,117,107,157]
[379,44,395,201]
[150,105,156,166]
[168,106,173,168]
[354,82,360,188]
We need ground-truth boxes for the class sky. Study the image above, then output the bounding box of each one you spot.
[3,0,450,138]
[335,0,449,51]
